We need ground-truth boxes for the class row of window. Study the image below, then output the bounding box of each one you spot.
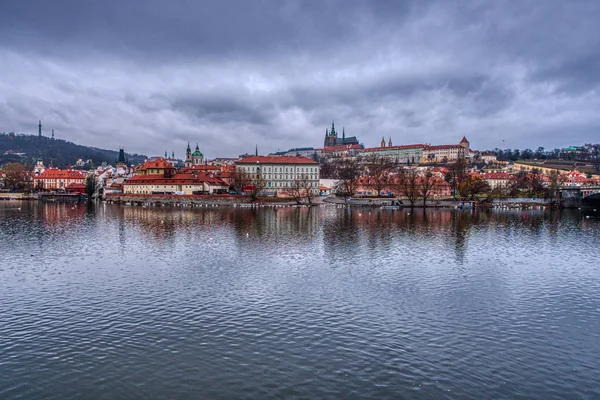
[240,166,318,173]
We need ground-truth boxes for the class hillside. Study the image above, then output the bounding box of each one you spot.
[0,133,146,168]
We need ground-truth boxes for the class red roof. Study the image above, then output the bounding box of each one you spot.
[363,144,426,151]
[34,168,85,179]
[124,173,228,186]
[138,158,175,171]
[424,144,463,150]
[460,136,469,143]
[237,156,318,165]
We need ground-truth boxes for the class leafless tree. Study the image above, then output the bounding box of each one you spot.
[457,175,490,200]
[420,170,435,207]
[334,157,363,198]
[363,154,395,197]
[284,174,314,205]
[444,157,467,199]
[396,167,420,207]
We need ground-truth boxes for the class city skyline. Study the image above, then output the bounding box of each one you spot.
[1,0,600,157]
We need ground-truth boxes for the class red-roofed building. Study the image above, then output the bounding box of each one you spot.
[123,171,229,195]
[33,168,86,190]
[482,172,514,189]
[236,156,320,196]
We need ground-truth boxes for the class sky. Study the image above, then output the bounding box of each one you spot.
[1,0,599,158]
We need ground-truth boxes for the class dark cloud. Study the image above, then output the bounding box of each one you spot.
[1,0,600,158]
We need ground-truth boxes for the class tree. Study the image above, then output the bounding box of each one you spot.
[585,143,600,173]
[534,147,546,160]
[444,157,467,199]
[544,169,560,204]
[85,174,97,198]
[420,170,435,207]
[521,149,533,159]
[528,168,545,197]
[363,154,395,196]
[457,175,490,200]
[284,174,315,205]
[396,167,420,207]
[333,157,363,198]
[319,158,336,179]
[233,170,252,194]
[232,169,267,200]
[2,162,30,191]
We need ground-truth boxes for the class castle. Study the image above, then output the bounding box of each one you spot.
[323,122,360,148]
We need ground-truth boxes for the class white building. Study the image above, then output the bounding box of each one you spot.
[235,156,320,196]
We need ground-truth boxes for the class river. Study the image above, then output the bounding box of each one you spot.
[1,201,599,399]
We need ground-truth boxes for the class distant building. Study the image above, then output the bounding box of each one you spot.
[421,137,470,163]
[33,168,86,190]
[362,144,427,164]
[323,122,360,148]
[235,156,320,196]
[185,143,204,167]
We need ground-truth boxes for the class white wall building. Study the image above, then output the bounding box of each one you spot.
[235,156,320,196]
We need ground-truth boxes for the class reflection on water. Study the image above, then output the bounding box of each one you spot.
[1,202,599,400]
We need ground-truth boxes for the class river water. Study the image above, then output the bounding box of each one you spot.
[1,201,599,399]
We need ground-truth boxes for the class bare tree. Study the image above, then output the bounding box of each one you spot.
[457,175,490,200]
[396,167,420,207]
[363,154,395,197]
[333,157,363,198]
[233,169,251,194]
[3,163,31,192]
[420,170,435,207]
[444,157,467,199]
[284,174,314,205]
[585,143,600,173]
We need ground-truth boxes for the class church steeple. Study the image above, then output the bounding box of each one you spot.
[388,137,392,147]
[255,144,258,156]
[331,121,336,137]
[342,127,345,141]
[51,129,55,140]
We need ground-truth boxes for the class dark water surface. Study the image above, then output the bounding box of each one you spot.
[1,201,599,399]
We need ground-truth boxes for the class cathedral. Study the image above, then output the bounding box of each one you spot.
[323,121,360,148]
[185,143,204,167]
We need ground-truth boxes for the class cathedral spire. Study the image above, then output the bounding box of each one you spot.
[342,127,345,141]
[255,144,258,156]
[381,136,386,148]
[388,137,392,147]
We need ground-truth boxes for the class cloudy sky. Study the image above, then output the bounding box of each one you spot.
[1,0,599,158]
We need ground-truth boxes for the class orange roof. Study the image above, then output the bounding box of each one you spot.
[34,168,85,179]
[139,158,175,171]
[237,156,318,165]
[460,136,469,143]
[483,172,513,179]
[424,144,463,150]
[124,173,228,186]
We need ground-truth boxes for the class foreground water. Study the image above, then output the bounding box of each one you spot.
[1,202,599,399]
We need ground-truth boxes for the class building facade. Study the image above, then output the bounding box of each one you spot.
[235,156,320,196]
[33,168,86,190]
[361,144,427,164]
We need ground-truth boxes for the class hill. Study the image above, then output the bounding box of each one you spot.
[0,133,146,168]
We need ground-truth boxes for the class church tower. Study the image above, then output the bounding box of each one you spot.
[388,137,392,147]
[380,136,386,148]
[185,142,192,167]
[192,143,204,166]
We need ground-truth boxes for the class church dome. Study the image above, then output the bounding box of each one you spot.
[192,150,203,157]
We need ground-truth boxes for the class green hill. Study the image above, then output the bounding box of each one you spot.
[0,132,146,168]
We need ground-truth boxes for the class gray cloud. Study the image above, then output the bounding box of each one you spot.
[1,0,600,158]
